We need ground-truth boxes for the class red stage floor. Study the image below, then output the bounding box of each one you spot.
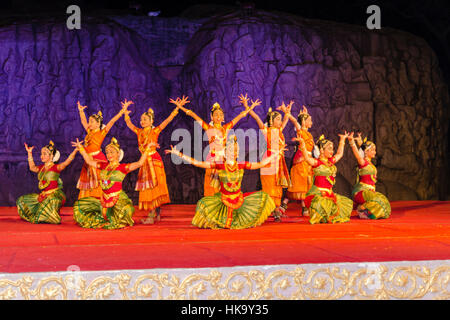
[0,201,449,273]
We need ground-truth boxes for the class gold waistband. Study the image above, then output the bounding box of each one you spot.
[103,190,121,200]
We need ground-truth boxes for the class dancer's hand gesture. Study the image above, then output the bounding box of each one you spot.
[249,98,262,110]
[238,94,250,109]
[24,143,34,154]
[77,101,87,112]
[165,145,178,155]
[120,99,134,112]
[71,138,84,150]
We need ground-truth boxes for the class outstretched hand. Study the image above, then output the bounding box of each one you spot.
[24,143,34,154]
[121,99,134,112]
[277,101,292,114]
[77,101,87,112]
[165,145,178,155]
[249,98,262,110]
[238,94,250,109]
[71,138,84,150]
[338,131,350,140]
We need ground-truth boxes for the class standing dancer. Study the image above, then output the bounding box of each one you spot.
[72,137,150,229]
[166,135,282,229]
[123,98,182,224]
[240,94,292,221]
[177,95,260,196]
[76,100,131,199]
[282,105,314,216]
[348,133,391,219]
[17,141,78,224]
[295,133,353,224]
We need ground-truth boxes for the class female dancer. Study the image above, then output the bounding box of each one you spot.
[76,99,131,199]
[348,133,391,219]
[282,105,314,216]
[296,133,353,224]
[71,137,150,229]
[176,96,260,196]
[240,94,292,221]
[123,98,183,224]
[166,135,283,229]
[17,141,78,224]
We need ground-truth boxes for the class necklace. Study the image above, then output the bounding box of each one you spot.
[101,162,120,186]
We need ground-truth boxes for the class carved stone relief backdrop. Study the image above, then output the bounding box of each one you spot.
[0,9,448,206]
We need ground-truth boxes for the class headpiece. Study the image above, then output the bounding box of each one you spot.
[358,136,376,158]
[265,107,281,127]
[43,140,60,162]
[106,137,124,161]
[210,102,224,115]
[297,105,310,126]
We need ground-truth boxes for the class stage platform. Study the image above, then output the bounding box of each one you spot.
[0,201,449,299]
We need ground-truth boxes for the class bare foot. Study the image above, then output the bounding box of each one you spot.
[141,217,154,224]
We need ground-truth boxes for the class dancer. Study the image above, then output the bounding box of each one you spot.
[17,141,78,224]
[166,135,283,229]
[176,95,260,196]
[240,94,292,221]
[295,133,353,224]
[348,133,391,219]
[76,99,131,199]
[71,137,150,229]
[123,98,182,224]
[282,105,314,216]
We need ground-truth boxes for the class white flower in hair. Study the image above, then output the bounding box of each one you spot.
[53,150,61,162]
[119,149,124,162]
[313,145,320,158]
[358,148,365,159]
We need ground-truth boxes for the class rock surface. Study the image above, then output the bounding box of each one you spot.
[0,10,448,206]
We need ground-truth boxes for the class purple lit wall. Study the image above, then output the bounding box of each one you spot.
[0,10,448,206]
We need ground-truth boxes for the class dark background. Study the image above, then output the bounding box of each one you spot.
[1,0,448,145]
[0,0,448,204]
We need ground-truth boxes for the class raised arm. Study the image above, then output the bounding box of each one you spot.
[239,94,265,130]
[56,148,78,172]
[231,96,261,127]
[123,108,138,133]
[293,137,318,167]
[176,96,207,127]
[104,99,132,132]
[348,132,366,166]
[71,138,98,167]
[277,101,293,131]
[24,143,39,173]
[165,145,212,169]
[77,101,89,132]
[288,113,301,131]
[334,131,349,162]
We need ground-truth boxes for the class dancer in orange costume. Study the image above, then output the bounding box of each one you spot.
[282,105,314,216]
[76,100,131,199]
[123,97,183,224]
[177,95,261,196]
[240,94,292,221]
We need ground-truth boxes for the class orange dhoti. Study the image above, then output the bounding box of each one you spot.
[286,150,313,200]
[204,152,221,197]
[260,155,291,207]
[77,151,107,199]
[136,152,170,211]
